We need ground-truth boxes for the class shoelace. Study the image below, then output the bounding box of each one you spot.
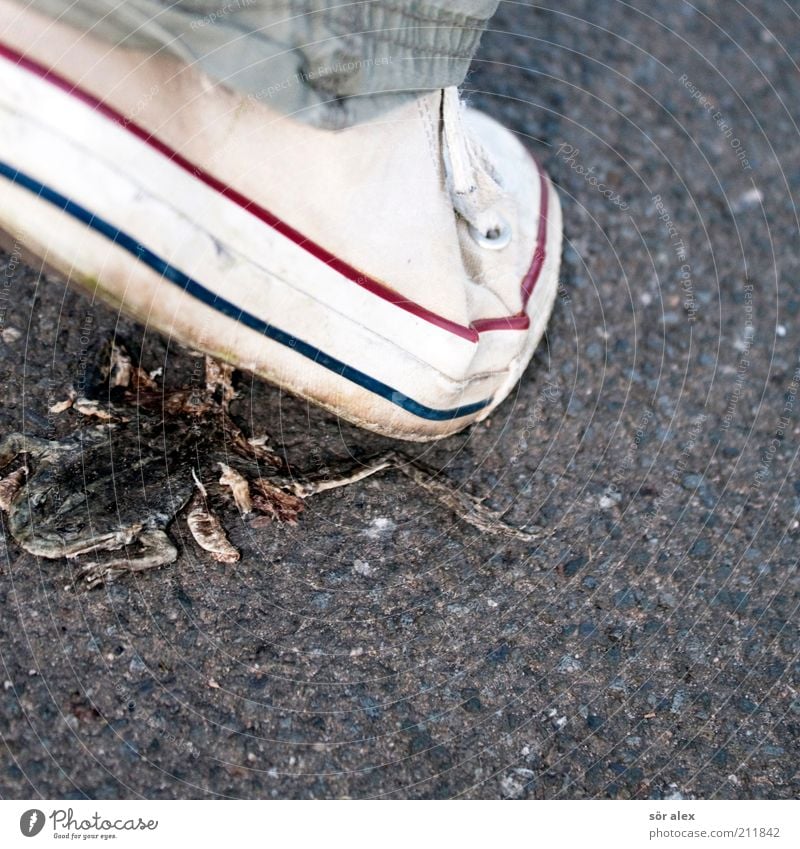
[441,86,510,248]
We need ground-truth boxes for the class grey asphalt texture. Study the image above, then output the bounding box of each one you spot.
[1,0,798,800]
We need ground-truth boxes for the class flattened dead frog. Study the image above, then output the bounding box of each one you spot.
[0,420,195,577]
[0,345,537,588]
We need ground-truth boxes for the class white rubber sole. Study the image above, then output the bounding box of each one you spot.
[0,50,561,441]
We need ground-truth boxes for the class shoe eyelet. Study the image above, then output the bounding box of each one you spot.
[468,216,512,250]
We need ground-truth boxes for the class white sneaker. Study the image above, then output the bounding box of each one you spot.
[0,1,562,441]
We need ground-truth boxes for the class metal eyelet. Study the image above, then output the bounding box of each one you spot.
[468,216,512,250]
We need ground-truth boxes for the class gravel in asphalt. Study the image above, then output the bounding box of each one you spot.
[0,0,798,799]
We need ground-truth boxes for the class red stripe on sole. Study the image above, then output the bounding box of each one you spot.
[0,41,550,340]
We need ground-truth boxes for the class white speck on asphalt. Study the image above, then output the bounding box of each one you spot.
[364,517,396,538]
[353,559,373,576]
[733,187,763,210]
[557,655,582,673]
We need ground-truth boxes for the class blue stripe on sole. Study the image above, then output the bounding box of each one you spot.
[0,161,492,422]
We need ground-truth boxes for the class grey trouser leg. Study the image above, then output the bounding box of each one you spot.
[27,0,500,127]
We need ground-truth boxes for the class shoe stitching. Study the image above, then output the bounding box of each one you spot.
[416,91,441,179]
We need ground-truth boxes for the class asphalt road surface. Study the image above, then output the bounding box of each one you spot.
[1,0,798,799]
